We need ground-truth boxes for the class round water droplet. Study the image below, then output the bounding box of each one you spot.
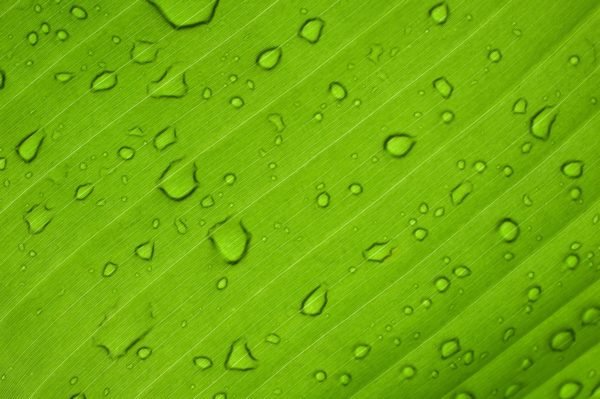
[193,356,213,370]
[568,55,580,66]
[339,373,352,386]
[314,370,327,382]
[413,227,428,241]
[384,134,415,158]
[329,81,347,101]
[527,285,542,302]
[401,365,416,380]
[56,29,69,41]
[454,393,475,399]
[70,5,88,19]
[488,48,502,62]
[137,347,152,359]
[363,241,394,263]
[316,191,330,208]
[118,146,135,160]
[498,218,519,243]
[435,276,450,293]
[230,96,244,108]
[257,47,282,70]
[433,77,453,99]
[349,183,363,195]
[442,110,455,123]
[561,160,584,178]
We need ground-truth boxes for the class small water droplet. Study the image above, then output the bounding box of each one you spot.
[435,276,450,292]
[201,194,215,208]
[441,110,455,123]
[433,77,453,99]
[268,113,285,132]
[314,370,327,382]
[558,380,582,399]
[27,31,39,46]
[147,0,219,29]
[527,285,542,302]
[257,47,282,70]
[498,218,520,243]
[316,191,330,208]
[24,204,53,234]
[137,346,152,360]
[348,183,363,195]
[55,72,74,83]
[429,2,449,24]
[549,328,575,352]
[118,146,135,160]
[453,265,471,278]
[450,180,473,205]
[440,338,460,359]
[70,5,87,19]
[353,343,371,360]
[384,133,415,158]
[488,48,502,62]
[300,285,328,316]
[230,96,244,108]
[413,227,428,241]
[581,305,600,326]
[135,241,155,261]
[207,217,251,264]
[265,333,280,344]
[339,373,352,386]
[568,55,580,66]
[512,98,528,114]
[216,277,228,290]
[102,262,117,277]
[193,356,213,370]
[454,393,475,399]
[91,71,118,92]
[400,365,416,380]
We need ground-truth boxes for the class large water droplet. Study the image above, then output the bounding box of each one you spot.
[24,204,53,234]
[450,180,473,205]
[440,338,460,359]
[154,126,177,151]
[257,47,282,70]
[530,106,557,141]
[148,0,219,29]
[90,71,118,92]
[225,338,258,371]
[70,5,88,19]
[433,77,453,99]
[581,305,600,326]
[549,328,575,352]
[148,65,188,98]
[384,133,415,158]
[429,2,449,24]
[560,160,584,178]
[158,159,198,201]
[300,285,328,316]
[558,380,582,399]
[16,129,45,163]
[299,18,324,44]
[207,217,251,265]
[498,218,519,243]
[362,241,394,263]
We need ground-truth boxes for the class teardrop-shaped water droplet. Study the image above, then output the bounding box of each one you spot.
[498,218,519,243]
[384,133,415,158]
[300,285,328,316]
[549,328,575,352]
[450,180,473,205]
[512,98,528,114]
[91,71,118,92]
[530,106,557,141]
[135,241,155,261]
[147,0,219,29]
[148,65,188,98]
[225,338,258,371]
[154,126,177,151]
[429,2,449,24]
[16,129,45,163]
[158,159,198,201]
[299,18,325,44]
[207,217,251,265]
[560,160,584,178]
[257,47,282,70]
[433,77,453,99]
[74,183,94,200]
[362,241,394,263]
[102,262,118,277]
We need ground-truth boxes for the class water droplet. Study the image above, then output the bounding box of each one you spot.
[349,183,363,195]
[27,31,39,46]
[463,350,474,365]
[527,285,542,302]
[433,77,453,99]
[118,146,135,160]
[549,328,575,352]
[257,47,282,70]
[512,98,528,114]
[202,87,212,99]
[367,44,384,63]
[0,157,6,170]
[193,356,213,370]
[504,383,522,397]
[299,18,324,44]
[561,160,584,178]
[265,333,280,344]
[135,241,155,261]
[137,346,152,360]
[564,253,579,270]
[314,370,327,382]
[230,96,244,108]
[91,71,118,92]
[442,110,455,123]
[488,48,502,62]
[316,191,330,208]
[24,204,53,234]
[454,392,474,399]
[329,81,347,101]
[148,65,188,98]
[503,327,516,342]
[201,194,215,208]
[102,262,118,277]
[362,241,394,263]
[207,217,251,265]
[435,276,450,293]
[413,227,428,241]
[70,5,88,19]
[498,218,520,243]
[384,133,415,158]
[0,70,5,89]
[224,173,237,185]
[440,338,460,359]
[339,373,352,386]
[131,40,158,64]
[401,365,416,380]
[158,159,198,201]
[225,338,258,371]
[353,343,371,360]
[213,393,227,399]
[568,55,580,66]
[558,380,582,399]
[56,29,69,41]
[16,129,45,163]
[429,2,449,24]
[147,0,219,29]
[450,180,473,205]
[268,113,285,132]
[154,126,177,151]
[55,72,74,83]
[581,305,600,326]
[530,106,557,141]
[175,217,188,234]
[300,285,328,316]
[453,265,471,278]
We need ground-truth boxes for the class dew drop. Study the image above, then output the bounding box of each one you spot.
[440,338,461,359]
[353,343,371,360]
[549,328,575,352]
[158,159,198,201]
[433,77,453,99]
[148,65,188,98]
[300,285,328,316]
[137,346,152,360]
[498,218,520,243]
[207,217,251,265]
[118,146,135,160]
[299,18,325,44]
[24,204,53,234]
[560,160,584,178]
[413,227,428,241]
[193,356,213,370]
[27,31,39,46]
[225,338,258,371]
[147,0,219,29]
[558,380,582,399]
[257,47,282,70]
[135,241,155,261]
[230,96,244,108]
[488,48,502,63]
[384,133,415,158]
[429,2,449,24]
[16,129,45,163]
[329,81,347,101]
[581,305,600,326]
[362,241,394,263]
[316,191,330,208]
[268,113,285,132]
[453,265,471,278]
[527,285,542,302]
[450,180,473,205]
[512,98,528,114]
[91,71,118,92]
[70,5,88,19]
[154,126,177,151]
[131,40,158,64]
[435,276,450,293]
[349,183,363,195]
[401,365,416,380]
[339,373,352,386]
[55,72,74,83]
[102,262,118,277]
[530,106,557,141]
[314,370,327,382]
